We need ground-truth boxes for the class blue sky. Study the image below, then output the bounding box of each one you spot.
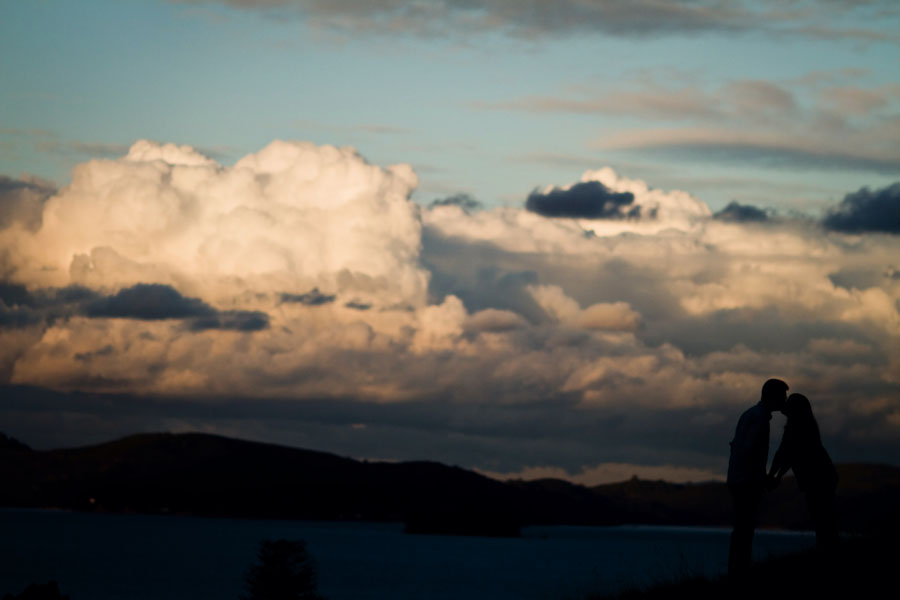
[3,0,899,212]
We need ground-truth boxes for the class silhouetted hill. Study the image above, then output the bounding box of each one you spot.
[586,465,900,534]
[2,431,898,535]
[0,432,522,533]
[0,433,30,452]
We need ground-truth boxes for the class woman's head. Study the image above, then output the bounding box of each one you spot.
[785,393,821,440]
[785,393,812,418]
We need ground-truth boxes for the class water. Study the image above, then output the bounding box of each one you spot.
[1,509,815,600]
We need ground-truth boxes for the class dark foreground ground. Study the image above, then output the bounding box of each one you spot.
[592,533,893,599]
[2,532,891,600]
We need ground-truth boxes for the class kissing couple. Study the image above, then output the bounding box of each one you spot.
[727,379,838,577]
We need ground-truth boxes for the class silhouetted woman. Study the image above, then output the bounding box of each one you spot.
[768,393,839,548]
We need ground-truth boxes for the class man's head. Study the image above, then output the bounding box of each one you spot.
[761,378,789,412]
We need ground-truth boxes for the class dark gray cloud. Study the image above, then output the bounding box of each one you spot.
[47,286,99,305]
[0,281,269,332]
[823,182,900,234]
[345,301,372,311]
[0,302,41,328]
[85,283,270,331]
[85,284,216,320]
[429,193,482,213]
[0,282,98,309]
[713,201,770,223]
[526,181,640,219]
[0,174,56,232]
[280,288,336,306]
[0,282,34,307]
[0,282,99,329]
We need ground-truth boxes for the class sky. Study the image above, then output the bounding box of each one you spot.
[1,0,899,485]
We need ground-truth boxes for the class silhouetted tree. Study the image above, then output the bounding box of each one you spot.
[240,539,324,600]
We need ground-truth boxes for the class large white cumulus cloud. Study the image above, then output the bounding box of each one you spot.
[4,140,427,308]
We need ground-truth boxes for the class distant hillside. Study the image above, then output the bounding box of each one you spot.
[1,431,897,535]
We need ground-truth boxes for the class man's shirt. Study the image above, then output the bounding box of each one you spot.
[727,401,771,488]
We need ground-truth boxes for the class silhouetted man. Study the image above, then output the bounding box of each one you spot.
[727,378,788,578]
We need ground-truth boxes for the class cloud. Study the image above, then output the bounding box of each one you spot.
[344,300,372,311]
[85,283,216,320]
[791,23,900,45]
[464,308,528,333]
[0,175,56,233]
[722,80,797,117]
[0,281,270,332]
[351,124,413,135]
[480,87,722,120]
[714,201,770,223]
[527,284,641,332]
[280,288,336,306]
[188,310,270,331]
[83,283,271,331]
[576,302,642,332]
[0,302,41,329]
[823,182,900,234]
[480,78,891,127]
[1,143,899,479]
[599,127,900,174]
[0,282,100,329]
[429,168,707,239]
[173,1,900,43]
[429,193,482,213]
[490,76,900,175]
[0,282,39,309]
[1,139,428,307]
[820,86,893,116]
[575,167,711,232]
[34,140,131,159]
[526,181,639,220]
[175,0,761,38]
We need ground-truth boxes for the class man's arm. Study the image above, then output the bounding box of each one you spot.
[767,426,792,489]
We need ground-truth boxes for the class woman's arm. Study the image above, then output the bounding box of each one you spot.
[768,426,793,481]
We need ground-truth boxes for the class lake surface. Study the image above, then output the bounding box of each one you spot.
[1,509,815,600]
